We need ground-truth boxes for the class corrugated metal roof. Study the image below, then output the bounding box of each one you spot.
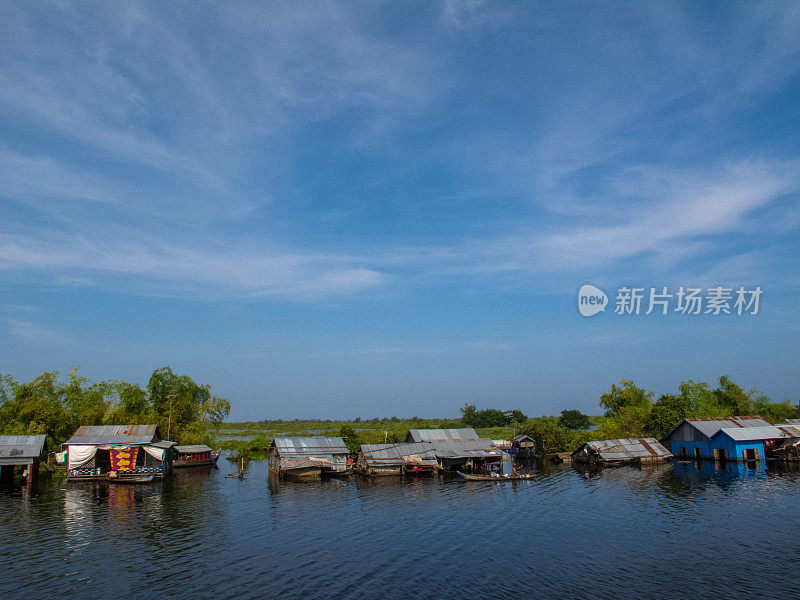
[272,437,348,456]
[360,443,439,466]
[512,434,534,443]
[781,419,800,426]
[0,435,46,461]
[579,438,671,461]
[64,424,159,445]
[151,440,176,449]
[406,428,480,443]
[714,425,794,441]
[174,444,212,453]
[427,439,502,459]
[685,417,771,438]
[776,425,800,437]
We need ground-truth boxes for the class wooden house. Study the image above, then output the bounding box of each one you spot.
[661,417,795,462]
[571,438,671,466]
[403,429,502,473]
[356,442,439,476]
[510,434,535,458]
[268,437,350,479]
[0,435,46,493]
[64,425,175,480]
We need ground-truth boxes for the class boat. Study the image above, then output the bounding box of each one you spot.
[109,474,155,484]
[173,445,220,468]
[456,471,535,481]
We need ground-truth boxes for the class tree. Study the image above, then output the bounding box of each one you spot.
[677,380,722,417]
[339,424,361,455]
[508,409,527,424]
[147,367,212,440]
[460,403,478,427]
[646,394,688,438]
[520,417,589,455]
[558,409,591,430]
[599,380,653,417]
[713,376,751,415]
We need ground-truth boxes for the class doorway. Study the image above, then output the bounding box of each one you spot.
[694,448,702,460]
[743,448,759,461]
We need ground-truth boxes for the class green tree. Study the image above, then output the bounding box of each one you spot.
[520,417,589,455]
[339,424,361,455]
[599,379,653,417]
[558,409,591,430]
[713,376,751,415]
[147,366,213,440]
[646,394,688,438]
[677,380,723,417]
[508,409,527,424]
[460,403,478,427]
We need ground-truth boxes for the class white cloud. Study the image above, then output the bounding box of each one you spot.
[6,319,67,345]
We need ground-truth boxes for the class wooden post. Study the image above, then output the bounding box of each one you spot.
[26,461,39,494]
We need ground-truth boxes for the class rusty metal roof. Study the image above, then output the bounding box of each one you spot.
[406,428,481,443]
[0,435,46,464]
[64,424,160,445]
[360,442,439,467]
[577,438,671,461]
[776,425,800,437]
[272,437,348,457]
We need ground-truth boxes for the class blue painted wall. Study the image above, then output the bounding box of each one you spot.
[670,438,766,461]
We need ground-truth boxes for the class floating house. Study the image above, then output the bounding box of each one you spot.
[510,434,536,458]
[268,437,350,479]
[571,438,671,466]
[404,428,503,473]
[173,445,218,467]
[356,442,439,476]
[0,435,46,492]
[64,425,175,480]
[661,416,793,462]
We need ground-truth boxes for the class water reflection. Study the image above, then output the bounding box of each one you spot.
[3,460,800,599]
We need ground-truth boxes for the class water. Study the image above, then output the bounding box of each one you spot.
[2,459,800,599]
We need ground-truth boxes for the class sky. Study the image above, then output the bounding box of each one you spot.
[1,1,798,420]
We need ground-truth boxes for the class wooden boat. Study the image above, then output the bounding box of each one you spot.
[456,471,534,481]
[173,445,220,468]
[109,474,155,484]
[324,466,354,477]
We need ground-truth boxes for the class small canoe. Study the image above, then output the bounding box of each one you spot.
[456,472,534,481]
[110,475,155,484]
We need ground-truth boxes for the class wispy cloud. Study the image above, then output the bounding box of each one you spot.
[6,319,67,345]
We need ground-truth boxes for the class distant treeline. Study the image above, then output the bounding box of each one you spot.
[0,367,230,449]
[221,375,798,459]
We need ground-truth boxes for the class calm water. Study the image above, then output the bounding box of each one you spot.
[2,459,800,599]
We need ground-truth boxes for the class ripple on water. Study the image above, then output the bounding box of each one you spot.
[2,461,800,599]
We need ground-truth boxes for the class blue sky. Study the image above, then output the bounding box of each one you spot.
[1,2,798,420]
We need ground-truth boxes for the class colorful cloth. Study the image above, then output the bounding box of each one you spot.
[110,447,137,471]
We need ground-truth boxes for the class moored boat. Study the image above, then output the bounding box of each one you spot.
[456,471,534,481]
[173,445,219,467]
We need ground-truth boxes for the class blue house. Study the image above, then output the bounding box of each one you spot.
[662,417,791,461]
